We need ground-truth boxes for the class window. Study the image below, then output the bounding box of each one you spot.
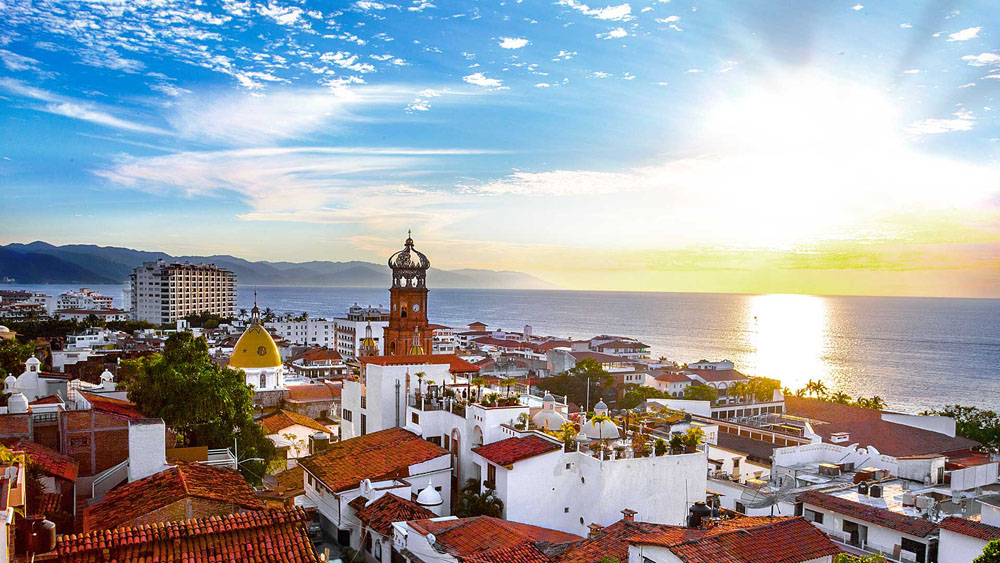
[69,436,89,447]
[361,414,367,435]
[804,509,824,524]
[343,410,353,422]
[564,507,569,513]
[487,464,496,486]
[412,412,420,424]
[259,374,267,388]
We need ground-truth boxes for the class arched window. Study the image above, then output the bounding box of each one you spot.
[259,373,267,388]
[401,308,407,319]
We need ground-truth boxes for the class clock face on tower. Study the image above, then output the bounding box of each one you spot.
[412,303,420,312]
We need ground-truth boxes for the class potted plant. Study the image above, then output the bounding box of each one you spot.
[682,427,705,453]
[669,434,684,455]
[654,438,668,456]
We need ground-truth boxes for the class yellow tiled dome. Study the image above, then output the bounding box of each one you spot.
[230,324,281,369]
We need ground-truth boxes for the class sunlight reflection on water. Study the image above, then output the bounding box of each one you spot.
[748,294,829,393]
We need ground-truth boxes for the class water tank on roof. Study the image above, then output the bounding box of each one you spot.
[858,482,869,495]
[687,502,712,528]
[870,485,882,498]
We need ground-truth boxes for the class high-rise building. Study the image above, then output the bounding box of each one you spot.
[383,232,433,356]
[129,260,237,325]
[333,304,389,359]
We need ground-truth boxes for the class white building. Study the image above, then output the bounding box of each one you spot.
[939,510,1000,563]
[267,318,337,348]
[54,309,129,322]
[333,304,389,360]
[56,288,114,311]
[429,324,456,354]
[130,260,236,325]
[298,426,451,549]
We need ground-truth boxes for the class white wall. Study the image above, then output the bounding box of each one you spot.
[881,413,956,437]
[939,529,989,563]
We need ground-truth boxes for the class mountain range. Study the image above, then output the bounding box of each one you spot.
[0,242,557,289]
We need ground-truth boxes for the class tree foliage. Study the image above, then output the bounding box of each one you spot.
[620,385,667,410]
[683,384,718,402]
[119,332,275,482]
[454,478,504,518]
[0,337,33,377]
[834,554,886,563]
[927,405,1000,454]
[537,358,614,409]
[976,538,1000,563]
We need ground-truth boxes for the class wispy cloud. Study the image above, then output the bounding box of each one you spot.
[463,72,505,88]
[557,0,632,21]
[906,110,976,135]
[498,37,529,49]
[0,78,168,134]
[0,49,41,72]
[962,53,1000,67]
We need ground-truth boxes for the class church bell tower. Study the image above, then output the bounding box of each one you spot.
[384,231,433,356]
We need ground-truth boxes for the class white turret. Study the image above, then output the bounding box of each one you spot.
[3,374,15,394]
[415,479,444,516]
[532,393,567,431]
[7,393,29,414]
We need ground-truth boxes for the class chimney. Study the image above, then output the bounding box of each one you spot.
[587,523,604,538]
[128,418,170,482]
[621,508,637,522]
[309,432,331,454]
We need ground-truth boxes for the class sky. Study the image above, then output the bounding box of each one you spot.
[0,0,998,298]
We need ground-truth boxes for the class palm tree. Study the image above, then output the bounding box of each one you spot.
[471,376,488,402]
[501,377,518,398]
[866,396,887,410]
[262,307,274,322]
[238,308,248,321]
[830,391,851,404]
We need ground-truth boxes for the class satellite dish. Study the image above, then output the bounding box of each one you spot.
[738,477,797,515]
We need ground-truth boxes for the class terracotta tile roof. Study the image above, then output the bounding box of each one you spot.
[289,347,343,363]
[1,438,78,482]
[83,462,265,532]
[784,396,980,457]
[362,354,480,373]
[939,516,1000,541]
[39,492,61,515]
[473,436,562,467]
[79,392,145,421]
[285,383,339,402]
[655,371,694,383]
[715,432,780,464]
[554,520,676,562]
[798,490,937,537]
[349,493,436,536]
[465,541,552,563]
[629,517,841,563]
[299,427,448,493]
[409,516,580,559]
[258,409,331,435]
[59,506,320,562]
[568,351,625,364]
[687,368,748,382]
[594,340,648,350]
[28,394,64,405]
[274,465,305,493]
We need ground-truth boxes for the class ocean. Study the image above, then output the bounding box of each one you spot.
[6,283,999,414]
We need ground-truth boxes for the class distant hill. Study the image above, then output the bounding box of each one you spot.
[0,241,557,289]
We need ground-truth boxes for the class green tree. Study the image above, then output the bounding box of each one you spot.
[119,332,275,483]
[830,391,852,404]
[620,385,667,410]
[976,538,1000,563]
[537,358,614,409]
[834,554,886,563]
[927,405,1000,454]
[454,478,504,518]
[855,396,887,410]
[0,338,33,377]
[684,384,718,402]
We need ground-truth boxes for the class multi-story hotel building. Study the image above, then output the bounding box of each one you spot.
[333,304,389,359]
[129,260,237,325]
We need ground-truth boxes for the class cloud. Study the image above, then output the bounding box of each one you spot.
[95,146,491,227]
[852,4,863,11]
[557,0,632,21]
[463,72,504,88]
[906,110,975,135]
[0,50,40,72]
[947,27,981,41]
[0,78,168,134]
[900,23,912,29]
[903,69,920,74]
[962,53,1000,67]
[167,86,420,144]
[655,16,679,23]
[597,27,628,39]
[498,37,529,49]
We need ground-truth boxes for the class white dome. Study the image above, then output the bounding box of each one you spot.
[542,392,555,402]
[582,417,619,440]
[8,393,28,414]
[532,410,566,431]
[100,369,114,381]
[0,326,9,332]
[593,400,608,415]
[25,356,40,366]
[415,480,443,507]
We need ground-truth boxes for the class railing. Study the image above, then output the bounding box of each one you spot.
[91,459,129,502]
[204,449,237,469]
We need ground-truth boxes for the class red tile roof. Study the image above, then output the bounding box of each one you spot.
[258,409,331,435]
[553,520,676,562]
[348,493,436,536]
[362,354,481,373]
[568,351,627,364]
[798,490,937,537]
[687,368,748,382]
[289,347,343,363]
[83,462,265,532]
[784,396,979,457]
[286,382,339,402]
[1,438,78,482]
[655,371,694,383]
[465,542,552,563]
[28,394,64,405]
[939,517,1000,541]
[79,392,146,421]
[59,506,319,562]
[629,517,841,563]
[409,516,580,559]
[473,436,562,467]
[299,427,448,493]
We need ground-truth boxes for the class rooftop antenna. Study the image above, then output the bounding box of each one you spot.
[738,477,797,516]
